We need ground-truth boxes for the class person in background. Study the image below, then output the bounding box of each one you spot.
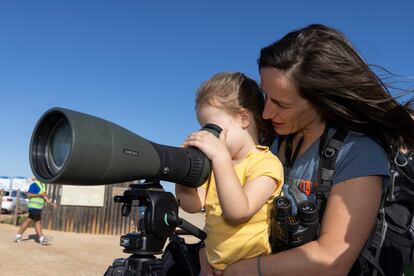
[176,72,283,275]
[15,178,57,245]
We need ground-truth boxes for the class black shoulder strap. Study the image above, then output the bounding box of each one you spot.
[316,128,349,220]
[277,135,285,153]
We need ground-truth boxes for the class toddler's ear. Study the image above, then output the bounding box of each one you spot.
[238,108,252,128]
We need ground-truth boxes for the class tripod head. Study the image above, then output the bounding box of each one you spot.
[105,180,206,275]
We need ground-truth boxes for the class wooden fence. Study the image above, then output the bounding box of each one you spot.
[41,182,141,235]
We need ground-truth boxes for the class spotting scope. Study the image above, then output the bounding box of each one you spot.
[29,107,221,187]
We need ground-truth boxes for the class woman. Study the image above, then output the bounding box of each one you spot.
[221,24,414,275]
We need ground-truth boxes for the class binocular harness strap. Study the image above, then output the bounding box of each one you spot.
[316,127,348,221]
[317,128,390,276]
[358,207,387,276]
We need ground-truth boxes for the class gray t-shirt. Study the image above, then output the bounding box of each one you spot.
[271,129,390,214]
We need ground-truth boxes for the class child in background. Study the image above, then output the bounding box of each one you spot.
[175,72,283,275]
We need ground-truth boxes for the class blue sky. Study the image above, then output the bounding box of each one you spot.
[0,1,413,193]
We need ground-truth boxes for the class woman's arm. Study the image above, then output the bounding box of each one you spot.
[224,175,382,276]
[175,185,206,213]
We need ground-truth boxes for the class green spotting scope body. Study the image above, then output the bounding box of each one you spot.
[30,107,221,187]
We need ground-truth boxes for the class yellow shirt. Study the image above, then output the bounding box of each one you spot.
[203,146,283,270]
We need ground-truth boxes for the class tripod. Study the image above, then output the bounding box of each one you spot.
[104,181,206,276]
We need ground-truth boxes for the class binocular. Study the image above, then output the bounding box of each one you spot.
[270,196,319,252]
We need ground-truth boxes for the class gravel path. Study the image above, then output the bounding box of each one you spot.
[0,210,204,275]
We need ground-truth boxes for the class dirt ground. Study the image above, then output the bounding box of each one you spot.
[0,211,204,276]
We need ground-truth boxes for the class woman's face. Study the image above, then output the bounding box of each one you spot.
[260,67,320,136]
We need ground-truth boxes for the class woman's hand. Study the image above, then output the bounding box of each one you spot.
[183,129,230,161]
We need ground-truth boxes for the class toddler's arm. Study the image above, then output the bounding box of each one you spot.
[175,184,206,213]
[184,129,280,224]
[212,155,278,223]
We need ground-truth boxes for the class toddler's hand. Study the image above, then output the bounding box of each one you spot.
[183,129,229,161]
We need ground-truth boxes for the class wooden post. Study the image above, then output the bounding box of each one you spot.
[13,190,20,226]
[0,189,3,223]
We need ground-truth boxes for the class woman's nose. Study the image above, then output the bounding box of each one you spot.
[262,101,275,120]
